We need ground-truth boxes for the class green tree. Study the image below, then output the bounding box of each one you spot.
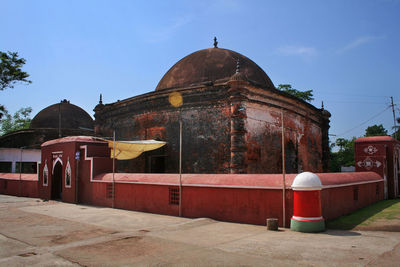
[276,84,314,102]
[0,51,31,90]
[329,137,356,172]
[0,107,32,135]
[0,105,5,119]
[365,124,388,137]
[0,51,31,119]
[393,117,400,140]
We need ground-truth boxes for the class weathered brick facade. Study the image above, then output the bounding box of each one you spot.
[94,47,330,174]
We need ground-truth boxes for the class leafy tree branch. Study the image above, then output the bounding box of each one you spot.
[0,51,31,90]
[0,107,32,135]
[276,84,314,102]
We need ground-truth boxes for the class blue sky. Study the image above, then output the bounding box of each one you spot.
[1,0,399,144]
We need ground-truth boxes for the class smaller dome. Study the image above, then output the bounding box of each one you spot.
[30,100,94,130]
[291,172,322,191]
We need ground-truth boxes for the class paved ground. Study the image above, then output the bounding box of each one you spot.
[0,194,399,266]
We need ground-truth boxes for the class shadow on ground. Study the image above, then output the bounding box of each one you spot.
[324,230,361,236]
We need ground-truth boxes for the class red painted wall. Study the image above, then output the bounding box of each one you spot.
[5,136,384,228]
[38,142,78,202]
[321,182,383,220]
[181,187,293,226]
[355,136,400,199]
[87,172,382,227]
[1,170,383,227]
[38,136,112,203]
[0,174,38,198]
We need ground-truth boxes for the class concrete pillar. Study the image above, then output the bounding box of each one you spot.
[11,161,16,173]
[290,172,325,232]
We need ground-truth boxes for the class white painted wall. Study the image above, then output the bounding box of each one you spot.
[0,148,41,173]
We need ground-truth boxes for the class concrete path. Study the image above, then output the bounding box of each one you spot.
[0,194,399,266]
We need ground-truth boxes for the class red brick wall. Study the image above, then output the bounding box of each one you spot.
[321,181,384,220]
[86,172,382,227]
[0,177,38,198]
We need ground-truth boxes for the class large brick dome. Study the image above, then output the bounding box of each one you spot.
[156,47,275,91]
[30,100,93,130]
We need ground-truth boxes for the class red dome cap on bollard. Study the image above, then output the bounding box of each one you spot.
[290,172,325,232]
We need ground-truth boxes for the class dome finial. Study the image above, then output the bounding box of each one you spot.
[321,101,324,110]
[236,58,240,73]
[230,58,246,82]
[213,37,218,48]
[99,93,103,105]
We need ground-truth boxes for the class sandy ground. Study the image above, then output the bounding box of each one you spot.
[0,194,399,266]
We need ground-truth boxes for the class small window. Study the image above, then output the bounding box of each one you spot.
[65,158,72,188]
[353,186,359,201]
[0,162,12,172]
[43,161,48,186]
[169,187,180,205]
[15,162,37,174]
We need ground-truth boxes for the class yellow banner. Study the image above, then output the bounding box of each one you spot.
[107,140,166,160]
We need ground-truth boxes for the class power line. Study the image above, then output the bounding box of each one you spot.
[315,92,391,98]
[324,101,387,105]
[335,106,392,137]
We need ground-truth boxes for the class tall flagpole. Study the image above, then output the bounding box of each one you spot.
[112,130,116,209]
[281,110,286,228]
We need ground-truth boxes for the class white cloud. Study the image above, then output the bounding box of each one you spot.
[276,45,317,57]
[337,35,384,54]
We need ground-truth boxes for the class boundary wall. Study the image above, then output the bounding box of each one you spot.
[0,173,38,198]
[88,172,383,227]
[0,134,385,227]
[0,171,383,227]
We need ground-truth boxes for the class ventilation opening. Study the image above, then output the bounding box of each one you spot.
[169,187,180,205]
[106,183,114,199]
[353,186,359,201]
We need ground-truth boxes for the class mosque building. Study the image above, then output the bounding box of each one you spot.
[1,39,331,175]
[94,40,331,174]
[2,39,398,228]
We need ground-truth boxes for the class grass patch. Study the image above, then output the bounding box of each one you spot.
[327,199,400,230]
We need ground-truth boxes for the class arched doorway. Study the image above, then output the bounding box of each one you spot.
[51,162,63,200]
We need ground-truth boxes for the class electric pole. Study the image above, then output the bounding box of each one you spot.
[390,96,398,139]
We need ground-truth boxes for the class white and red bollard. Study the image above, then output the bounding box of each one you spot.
[290,172,325,232]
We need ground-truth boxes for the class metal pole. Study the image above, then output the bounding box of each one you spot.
[58,103,62,138]
[281,110,286,228]
[19,148,23,197]
[390,97,397,138]
[112,130,116,209]
[75,152,79,204]
[179,120,183,217]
